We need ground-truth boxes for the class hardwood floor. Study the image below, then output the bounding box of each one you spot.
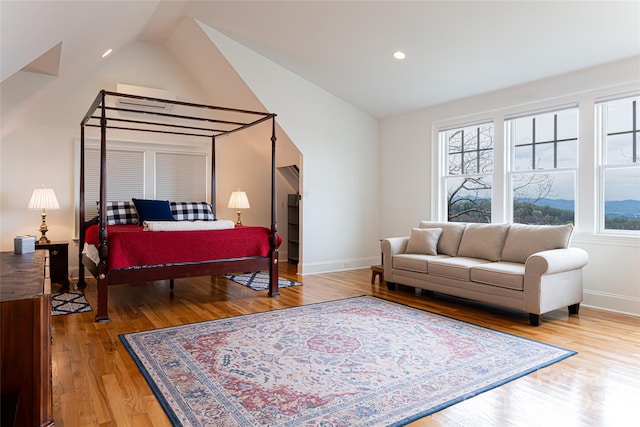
[51,262,640,426]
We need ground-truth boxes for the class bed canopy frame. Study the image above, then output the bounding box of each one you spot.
[78,90,279,321]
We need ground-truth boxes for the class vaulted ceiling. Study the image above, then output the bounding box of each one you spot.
[2,1,639,119]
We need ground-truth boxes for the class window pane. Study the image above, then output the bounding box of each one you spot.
[513,171,574,225]
[557,109,578,140]
[604,167,640,231]
[557,141,577,168]
[463,130,478,152]
[514,145,532,171]
[448,153,462,175]
[478,128,493,149]
[513,118,532,147]
[449,131,462,153]
[479,149,493,173]
[446,176,492,223]
[463,152,478,174]
[535,113,555,142]
[606,133,634,164]
[607,100,633,134]
[536,143,555,170]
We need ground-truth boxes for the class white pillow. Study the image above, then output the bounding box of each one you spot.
[405,228,443,255]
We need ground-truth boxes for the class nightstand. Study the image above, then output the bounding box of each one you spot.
[35,241,70,290]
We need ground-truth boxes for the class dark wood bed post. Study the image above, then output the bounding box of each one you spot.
[211,135,216,217]
[78,124,86,288]
[96,90,110,321]
[268,116,280,297]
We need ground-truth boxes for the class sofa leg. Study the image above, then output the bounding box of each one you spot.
[568,303,580,315]
[386,282,396,291]
[529,313,541,326]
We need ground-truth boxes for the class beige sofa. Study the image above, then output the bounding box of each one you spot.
[381,222,589,326]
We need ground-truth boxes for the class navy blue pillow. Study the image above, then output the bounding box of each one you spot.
[132,198,176,225]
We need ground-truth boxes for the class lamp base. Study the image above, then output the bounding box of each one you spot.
[236,210,243,226]
[38,211,50,244]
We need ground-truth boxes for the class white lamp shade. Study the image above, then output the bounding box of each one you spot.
[228,189,250,209]
[28,187,60,210]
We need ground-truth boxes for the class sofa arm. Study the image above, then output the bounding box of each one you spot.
[380,236,409,286]
[381,237,409,259]
[525,247,589,276]
[381,237,409,281]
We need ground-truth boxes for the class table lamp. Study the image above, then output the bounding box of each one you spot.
[228,189,250,226]
[28,186,60,244]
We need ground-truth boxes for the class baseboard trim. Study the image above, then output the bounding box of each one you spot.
[300,256,380,275]
[582,290,640,317]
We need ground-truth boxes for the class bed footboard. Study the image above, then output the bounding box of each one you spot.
[92,253,279,321]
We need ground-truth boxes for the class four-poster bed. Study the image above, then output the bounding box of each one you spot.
[78,90,280,321]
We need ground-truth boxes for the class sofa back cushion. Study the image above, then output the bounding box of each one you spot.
[457,223,510,261]
[419,221,466,256]
[405,228,442,255]
[501,223,574,263]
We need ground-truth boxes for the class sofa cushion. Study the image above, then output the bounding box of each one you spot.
[428,257,492,282]
[419,221,467,256]
[457,223,510,262]
[470,262,525,291]
[405,228,442,255]
[393,254,445,273]
[501,223,574,264]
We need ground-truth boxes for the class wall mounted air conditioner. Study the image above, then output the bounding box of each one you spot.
[115,83,176,111]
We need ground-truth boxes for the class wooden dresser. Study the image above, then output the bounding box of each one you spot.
[0,250,54,427]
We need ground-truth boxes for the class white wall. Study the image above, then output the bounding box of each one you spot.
[380,56,640,316]
[198,22,381,274]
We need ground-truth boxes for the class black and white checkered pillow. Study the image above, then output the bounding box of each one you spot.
[97,201,139,225]
[170,202,215,221]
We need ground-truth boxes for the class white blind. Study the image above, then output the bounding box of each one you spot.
[155,152,208,201]
[84,148,145,220]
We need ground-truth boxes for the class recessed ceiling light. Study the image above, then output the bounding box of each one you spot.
[393,51,406,60]
[101,49,113,58]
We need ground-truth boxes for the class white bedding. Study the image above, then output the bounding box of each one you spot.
[83,243,100,265]
[143,220,235,232]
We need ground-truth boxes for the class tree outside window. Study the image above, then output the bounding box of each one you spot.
[441,123,493,223]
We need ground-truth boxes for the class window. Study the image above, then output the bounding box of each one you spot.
[597,96,640,232]
[155,152,208,201]
[84,147,145,221]
[506,108,578,225]
[440,123,494,223]
[80,140,210,222]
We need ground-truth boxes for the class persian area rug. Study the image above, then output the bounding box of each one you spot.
[51,291,92,316]
[120,296,575,427]
[223,271,301,291]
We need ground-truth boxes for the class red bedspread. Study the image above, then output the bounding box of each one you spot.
[85,224,281,270]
